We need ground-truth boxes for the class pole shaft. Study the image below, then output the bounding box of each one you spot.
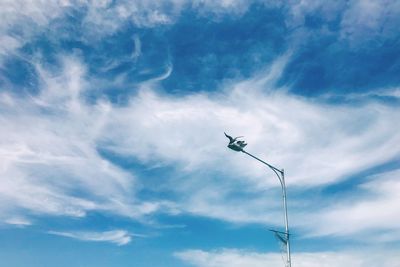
[282,171,291,267]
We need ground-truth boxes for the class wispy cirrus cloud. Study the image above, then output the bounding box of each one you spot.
[0,1,399,243]
[340,0,400,42]
[48,229,132,246]
[2,0,399,98]
[4,217,32,227]
[175,249,400,267]
[299,169,400,240]
[0,0,69,62]
[0,56,154,223]
[2,0,399,47]
[285,0,400,41]
[97,54,400,239]
[102,62,400,188]
[1,52,400,243]
[0,1,399,266]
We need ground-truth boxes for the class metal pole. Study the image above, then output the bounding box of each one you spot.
[282,170,291,267]
[241,150,291,267]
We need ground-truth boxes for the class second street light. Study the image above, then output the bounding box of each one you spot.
[224,132,292,267]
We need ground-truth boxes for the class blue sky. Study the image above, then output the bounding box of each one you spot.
[1,1,400,266]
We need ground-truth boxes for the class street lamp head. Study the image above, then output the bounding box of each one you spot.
[224,132,247,152]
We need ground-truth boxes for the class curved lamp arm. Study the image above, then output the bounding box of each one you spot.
[241,150,284,187]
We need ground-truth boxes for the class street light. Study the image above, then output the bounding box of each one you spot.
[224,132,292,267]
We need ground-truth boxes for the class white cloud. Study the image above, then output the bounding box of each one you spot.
[340,0,400,42]
[175,248,400,267]
[0,56,151,222]
[93,54,400,233]
[0,0,251,60]
[81,0,176,36]
[190,0,255,17]
[2,0,399,67]
[0,0,398,253]
[4,0,396,88]
[283,0,400,46]
[48,229,132,245]
[285,0,345,27]
[102,63,400,188]
[1,53,399,239]
[4,217,32,227]
[0,0,66,31]
[299,169,400,240]
[321,87,400,100]
[0,0,70,61]
[0,35,20,57]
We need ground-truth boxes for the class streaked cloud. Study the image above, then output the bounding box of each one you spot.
[4,217,32,227]
[175,249,400,267]
[102,57,400,187]
[340,0,400,42]
[48,229,132,246]
[299,169,400,240]
[0,1,399,266]
[0,56,141,221]
[1,53,399,241]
